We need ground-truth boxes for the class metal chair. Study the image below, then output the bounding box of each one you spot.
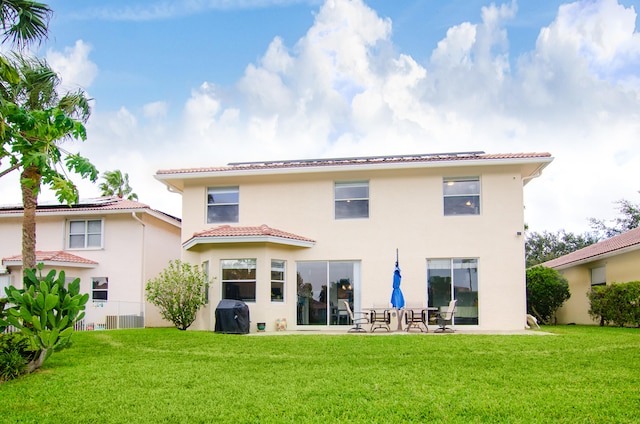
[369,305,391,332]
[405,308,428,332]
[434,299,457,333]
[343,300,369,333]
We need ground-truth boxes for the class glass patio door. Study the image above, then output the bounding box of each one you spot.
[296,261,359,326]
[427,258,478,325]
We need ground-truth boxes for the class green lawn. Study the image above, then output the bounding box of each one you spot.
[1,326,639,423]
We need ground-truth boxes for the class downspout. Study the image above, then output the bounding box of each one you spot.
[131,212,146,323]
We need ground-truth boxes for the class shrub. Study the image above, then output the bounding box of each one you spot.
[146,260,209,330]
[588,281,640,327]
[1,265,89,372]
[0,332,37,381]
[526,266,571,325]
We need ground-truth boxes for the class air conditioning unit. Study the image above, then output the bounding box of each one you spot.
[0,266,8,274]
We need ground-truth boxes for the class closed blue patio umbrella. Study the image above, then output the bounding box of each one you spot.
[390,250,405,309]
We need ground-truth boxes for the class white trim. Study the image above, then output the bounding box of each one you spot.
[183,235,315,250]
[0,208,180,228]
[155,156,554,193]
[2,260,97,269]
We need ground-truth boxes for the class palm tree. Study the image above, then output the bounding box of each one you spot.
[0,54,97,271]
[0,0,52,47]
[99,169,138,200]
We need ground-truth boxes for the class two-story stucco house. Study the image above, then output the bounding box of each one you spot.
[0,197,181,329]
[543,226,640,325]
[155,151,552,332]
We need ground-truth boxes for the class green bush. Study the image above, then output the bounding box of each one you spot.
[0,349,27,381]
[0,332,37,381]
[146,260,209,330]
[588,281,640,327]
[0,265,89,372]
[526,266,571,325]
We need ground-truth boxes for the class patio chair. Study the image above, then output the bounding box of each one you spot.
[343,300,369,333]
[404,308,428,332]
[434,299,457,333]
[369,304,391,332]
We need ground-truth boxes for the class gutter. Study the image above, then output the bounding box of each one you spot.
[131,212,147,322]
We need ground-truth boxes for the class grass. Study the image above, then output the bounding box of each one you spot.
[1,326,639,423]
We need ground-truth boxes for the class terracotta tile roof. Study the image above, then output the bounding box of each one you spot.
[191,224,315,243]
[157,152,552,175]
[3,250,98,266]
[0,196,180,223]
[542,227,640,269]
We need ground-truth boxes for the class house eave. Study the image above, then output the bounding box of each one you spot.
[183,235,315,250]
[0,207,181,228]
[550,244,640,270]
[3,260,98,269]
[155,155,553,193]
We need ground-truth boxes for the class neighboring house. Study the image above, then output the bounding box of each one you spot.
[542,226,640,325]
[0,197,181,329]
[155,151,553,332]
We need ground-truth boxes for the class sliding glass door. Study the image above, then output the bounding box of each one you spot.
[296,261,360,326]
[427,258,478,325]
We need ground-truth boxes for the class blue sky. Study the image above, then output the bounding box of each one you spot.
[1,0,639,234]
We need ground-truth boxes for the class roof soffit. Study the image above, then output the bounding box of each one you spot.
[156,154,553,193]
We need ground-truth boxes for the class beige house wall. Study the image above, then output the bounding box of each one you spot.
[179,164,530,332]
[556,248,640,324]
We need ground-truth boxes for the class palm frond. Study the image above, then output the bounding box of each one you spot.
[0,0,53,48]
[0,0,52,48]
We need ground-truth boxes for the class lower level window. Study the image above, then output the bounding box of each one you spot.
[427,258,478,325]
[297,261,360,326]
[221,259,256,302]
[92,277,108,301]
[590,266,606,287]
[271,260,285,302]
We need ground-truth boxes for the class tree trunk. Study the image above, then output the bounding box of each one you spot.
[27,348,48,373]
[21,165,41,274]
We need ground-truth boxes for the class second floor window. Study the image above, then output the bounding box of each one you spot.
[443,177,480,216]
[69,219,103,248]
[335,181,369,219]
[207,187,239,223]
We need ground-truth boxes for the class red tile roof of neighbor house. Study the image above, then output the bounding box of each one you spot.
[0,196,180,222]
[156,152,552,175]
[2,250,98,266]
[191,224,315,244]
[542,227,640,269]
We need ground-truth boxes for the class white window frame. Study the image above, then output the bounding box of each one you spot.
[334,181,369,219]
[68,219,104,249]
[202,260,210,305]
[91,277,108,302]
[443,177,481,216]
[271,260,286,303]
[221,259,257,302]
[207,186,239,223]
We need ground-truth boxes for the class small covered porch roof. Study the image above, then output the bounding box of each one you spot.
[183,224,316,250]
[2,250,99,269]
